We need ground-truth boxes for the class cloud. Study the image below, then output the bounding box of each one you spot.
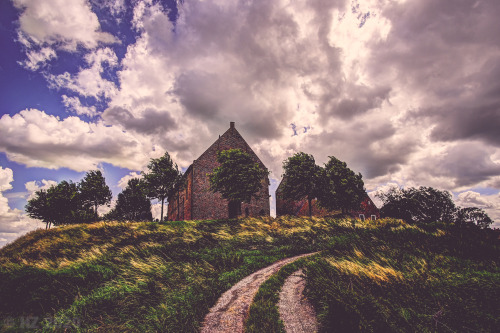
[117,172,142,189]
[0,167,40,248]
[0,167,14,192]
[407,142,500,190]
[456,191,494,210]
[0,109,155,172]
[368,0,500,148]
[455,190,500,228]
[13,0,119,51]
[18,47,57,71]
[62,95,98,117]
[5,0,500,226]
[102,106,177,135]
[46,48,119,100]
[92,0,126,18]
[24,179,58,200]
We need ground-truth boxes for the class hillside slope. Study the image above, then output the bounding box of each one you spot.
[0,217,498,332]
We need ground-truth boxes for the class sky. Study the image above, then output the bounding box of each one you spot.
[1,0,499,247]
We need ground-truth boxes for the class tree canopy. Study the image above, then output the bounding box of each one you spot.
[377,186,457,224]
[281,152,322,217]
[26,180,93,228]
[377,186,494,228]
[142,151,182,222]
[106,178,152,221]
[209,149,269,211]
[455,206,493,229]
[317,156,365,214]
[79,170,112,220]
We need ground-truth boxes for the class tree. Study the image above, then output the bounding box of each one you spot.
[455,207,493,229]
[26,180,88,228]
[107,178,152,221]
[280,152,322,217]
[25,189,52,229]
[79,170,112,220]
[142,152,182,222]
[317,156,365,214]
[377,186,457,224]
[209,149,269,217]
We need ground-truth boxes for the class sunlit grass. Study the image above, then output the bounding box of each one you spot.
[0,217,498,332]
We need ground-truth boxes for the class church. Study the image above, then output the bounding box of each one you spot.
[275,179,380,220]
[167,122,271,220]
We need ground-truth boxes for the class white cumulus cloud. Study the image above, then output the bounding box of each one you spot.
[0,109,156,172]
[13,0,118,51]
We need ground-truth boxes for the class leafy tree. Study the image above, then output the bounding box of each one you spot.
[209,149,269,216]
[26,180,89,228]
[281,152,322,217]
[317,156,365,214]
[79,170,112,220]
[377,186,457,224]
[455,207,493,229]
[25,189,52,229]
[106,178,152,221]
[143,152,182,222]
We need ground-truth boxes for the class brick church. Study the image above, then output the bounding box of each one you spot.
[167,122,270,221]
[275,178,380,220]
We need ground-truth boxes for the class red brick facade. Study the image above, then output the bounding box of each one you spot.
[167,122,270,221]
[275,179,380,219]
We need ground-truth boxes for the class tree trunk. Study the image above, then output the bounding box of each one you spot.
[308,197,313,218]
[46,222,49,230]
[95,202,98,220]
[160,197,164,222]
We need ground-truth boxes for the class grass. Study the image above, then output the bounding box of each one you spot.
[303,219,500,332]
[0,217,498,332]
[245,256,318,333]
[0,216,343,332]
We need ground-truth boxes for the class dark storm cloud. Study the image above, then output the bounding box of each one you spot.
[171,72,223,120]
[369,0,500,147]
[415,142,500,188]
[322,84,391,120]
[427,59,500,146]
[305,118,417,179]
[102,106,177,135]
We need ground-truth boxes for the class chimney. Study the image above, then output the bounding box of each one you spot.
[230,121,235,129]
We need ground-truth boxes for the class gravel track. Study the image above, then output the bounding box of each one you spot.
[200,253,317,333]
[278,269,318,333]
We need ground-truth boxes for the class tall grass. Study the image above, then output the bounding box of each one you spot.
[0,217,498,332]
[303,219,500,332]
[0,216,343,332]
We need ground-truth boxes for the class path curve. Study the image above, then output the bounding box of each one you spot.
[278,269,318,333]
[200,252,317,333]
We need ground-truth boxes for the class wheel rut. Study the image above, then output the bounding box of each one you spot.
[278,269,318,333]
[200,252,317,333]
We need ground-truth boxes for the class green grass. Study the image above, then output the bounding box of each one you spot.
[303,220,500,332]
[0,217,498,332]
[245,256,318,333]
[0,216,344,332]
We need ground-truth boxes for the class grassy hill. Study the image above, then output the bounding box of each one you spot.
[0,217,498,332]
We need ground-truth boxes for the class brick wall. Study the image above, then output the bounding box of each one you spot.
[167,166,193,221]
[276,178,379,218]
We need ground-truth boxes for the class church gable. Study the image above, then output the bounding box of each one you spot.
[195,122,266,171]
[168,122,270,221]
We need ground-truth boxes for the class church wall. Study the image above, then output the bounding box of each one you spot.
[191,123,270,220]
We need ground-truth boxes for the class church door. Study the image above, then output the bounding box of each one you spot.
[228,201,241,218]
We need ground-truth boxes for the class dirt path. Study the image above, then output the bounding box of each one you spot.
[200,253,317,333]
[278,269,318,333]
